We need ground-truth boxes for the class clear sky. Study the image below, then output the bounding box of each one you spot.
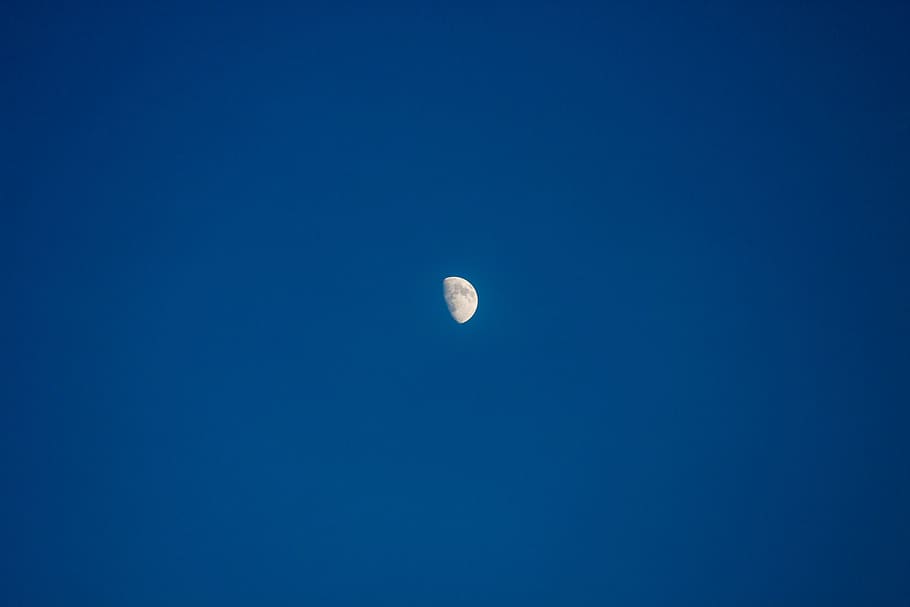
[4,1,909,605]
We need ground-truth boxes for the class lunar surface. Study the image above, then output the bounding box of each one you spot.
[443,276,478,324]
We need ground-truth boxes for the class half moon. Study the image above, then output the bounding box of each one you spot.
[443,276,478,324]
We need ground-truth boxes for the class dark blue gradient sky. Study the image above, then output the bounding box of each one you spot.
[4,2,909,605]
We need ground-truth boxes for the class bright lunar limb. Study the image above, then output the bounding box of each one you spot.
[443,276,478,323]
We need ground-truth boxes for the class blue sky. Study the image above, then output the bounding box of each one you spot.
[4,1,909,605]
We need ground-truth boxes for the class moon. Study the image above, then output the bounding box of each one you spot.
[443,276,478,324]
